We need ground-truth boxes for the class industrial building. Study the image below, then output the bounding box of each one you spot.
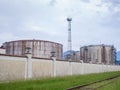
[2,40,63,59]
[63,51,80,62]
[80,44,116,64]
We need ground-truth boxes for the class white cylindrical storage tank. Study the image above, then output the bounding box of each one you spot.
[80,44,115,64]
[2,40,63,59]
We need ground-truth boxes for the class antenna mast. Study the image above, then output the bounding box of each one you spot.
[67,18,72,60]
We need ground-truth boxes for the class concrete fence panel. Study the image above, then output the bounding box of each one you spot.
[72,62,83,75]
[0,56,25,81]
[56,61,69,76]
[32,59,52,78]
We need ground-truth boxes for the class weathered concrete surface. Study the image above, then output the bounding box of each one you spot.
[0,54,120,81]
[0,60,25,81]
[32,59,52,78]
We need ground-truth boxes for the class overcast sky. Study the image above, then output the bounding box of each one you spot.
[0,0,120,51]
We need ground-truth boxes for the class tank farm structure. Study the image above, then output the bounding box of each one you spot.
[80,44,116,64]
[2,40,63,59]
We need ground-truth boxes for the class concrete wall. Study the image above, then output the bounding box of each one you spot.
[0,48,6,54]
[56,61,69,76]
[32,59,52,78]
[0,54,120,81]
[0,55,26,81]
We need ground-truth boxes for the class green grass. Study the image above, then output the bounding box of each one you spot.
[97,77,120,90]
[0,71,120,90]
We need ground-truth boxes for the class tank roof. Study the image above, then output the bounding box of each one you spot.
[80,44,114,48]
[3,39,63,46]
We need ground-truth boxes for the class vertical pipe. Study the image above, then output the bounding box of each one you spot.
[102,45,106,64]
[13,42,14,55]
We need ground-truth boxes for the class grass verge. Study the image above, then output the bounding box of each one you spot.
[0,71,120,90]
[97,76,120,90]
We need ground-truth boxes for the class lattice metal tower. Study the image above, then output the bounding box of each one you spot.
[67,18,72,60]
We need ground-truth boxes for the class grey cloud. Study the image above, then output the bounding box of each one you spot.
[101,12,120,29]
[80,0,90,3]
[0,0,54,34]
[49,0,57,6]
[96,0,120,28]
[102,0,120,6]
[102,0,120,10]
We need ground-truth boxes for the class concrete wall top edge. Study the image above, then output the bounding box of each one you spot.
[0,54,26,58]
[0,54,70,62]
[0,47,5,49]
[32,57,70,62]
